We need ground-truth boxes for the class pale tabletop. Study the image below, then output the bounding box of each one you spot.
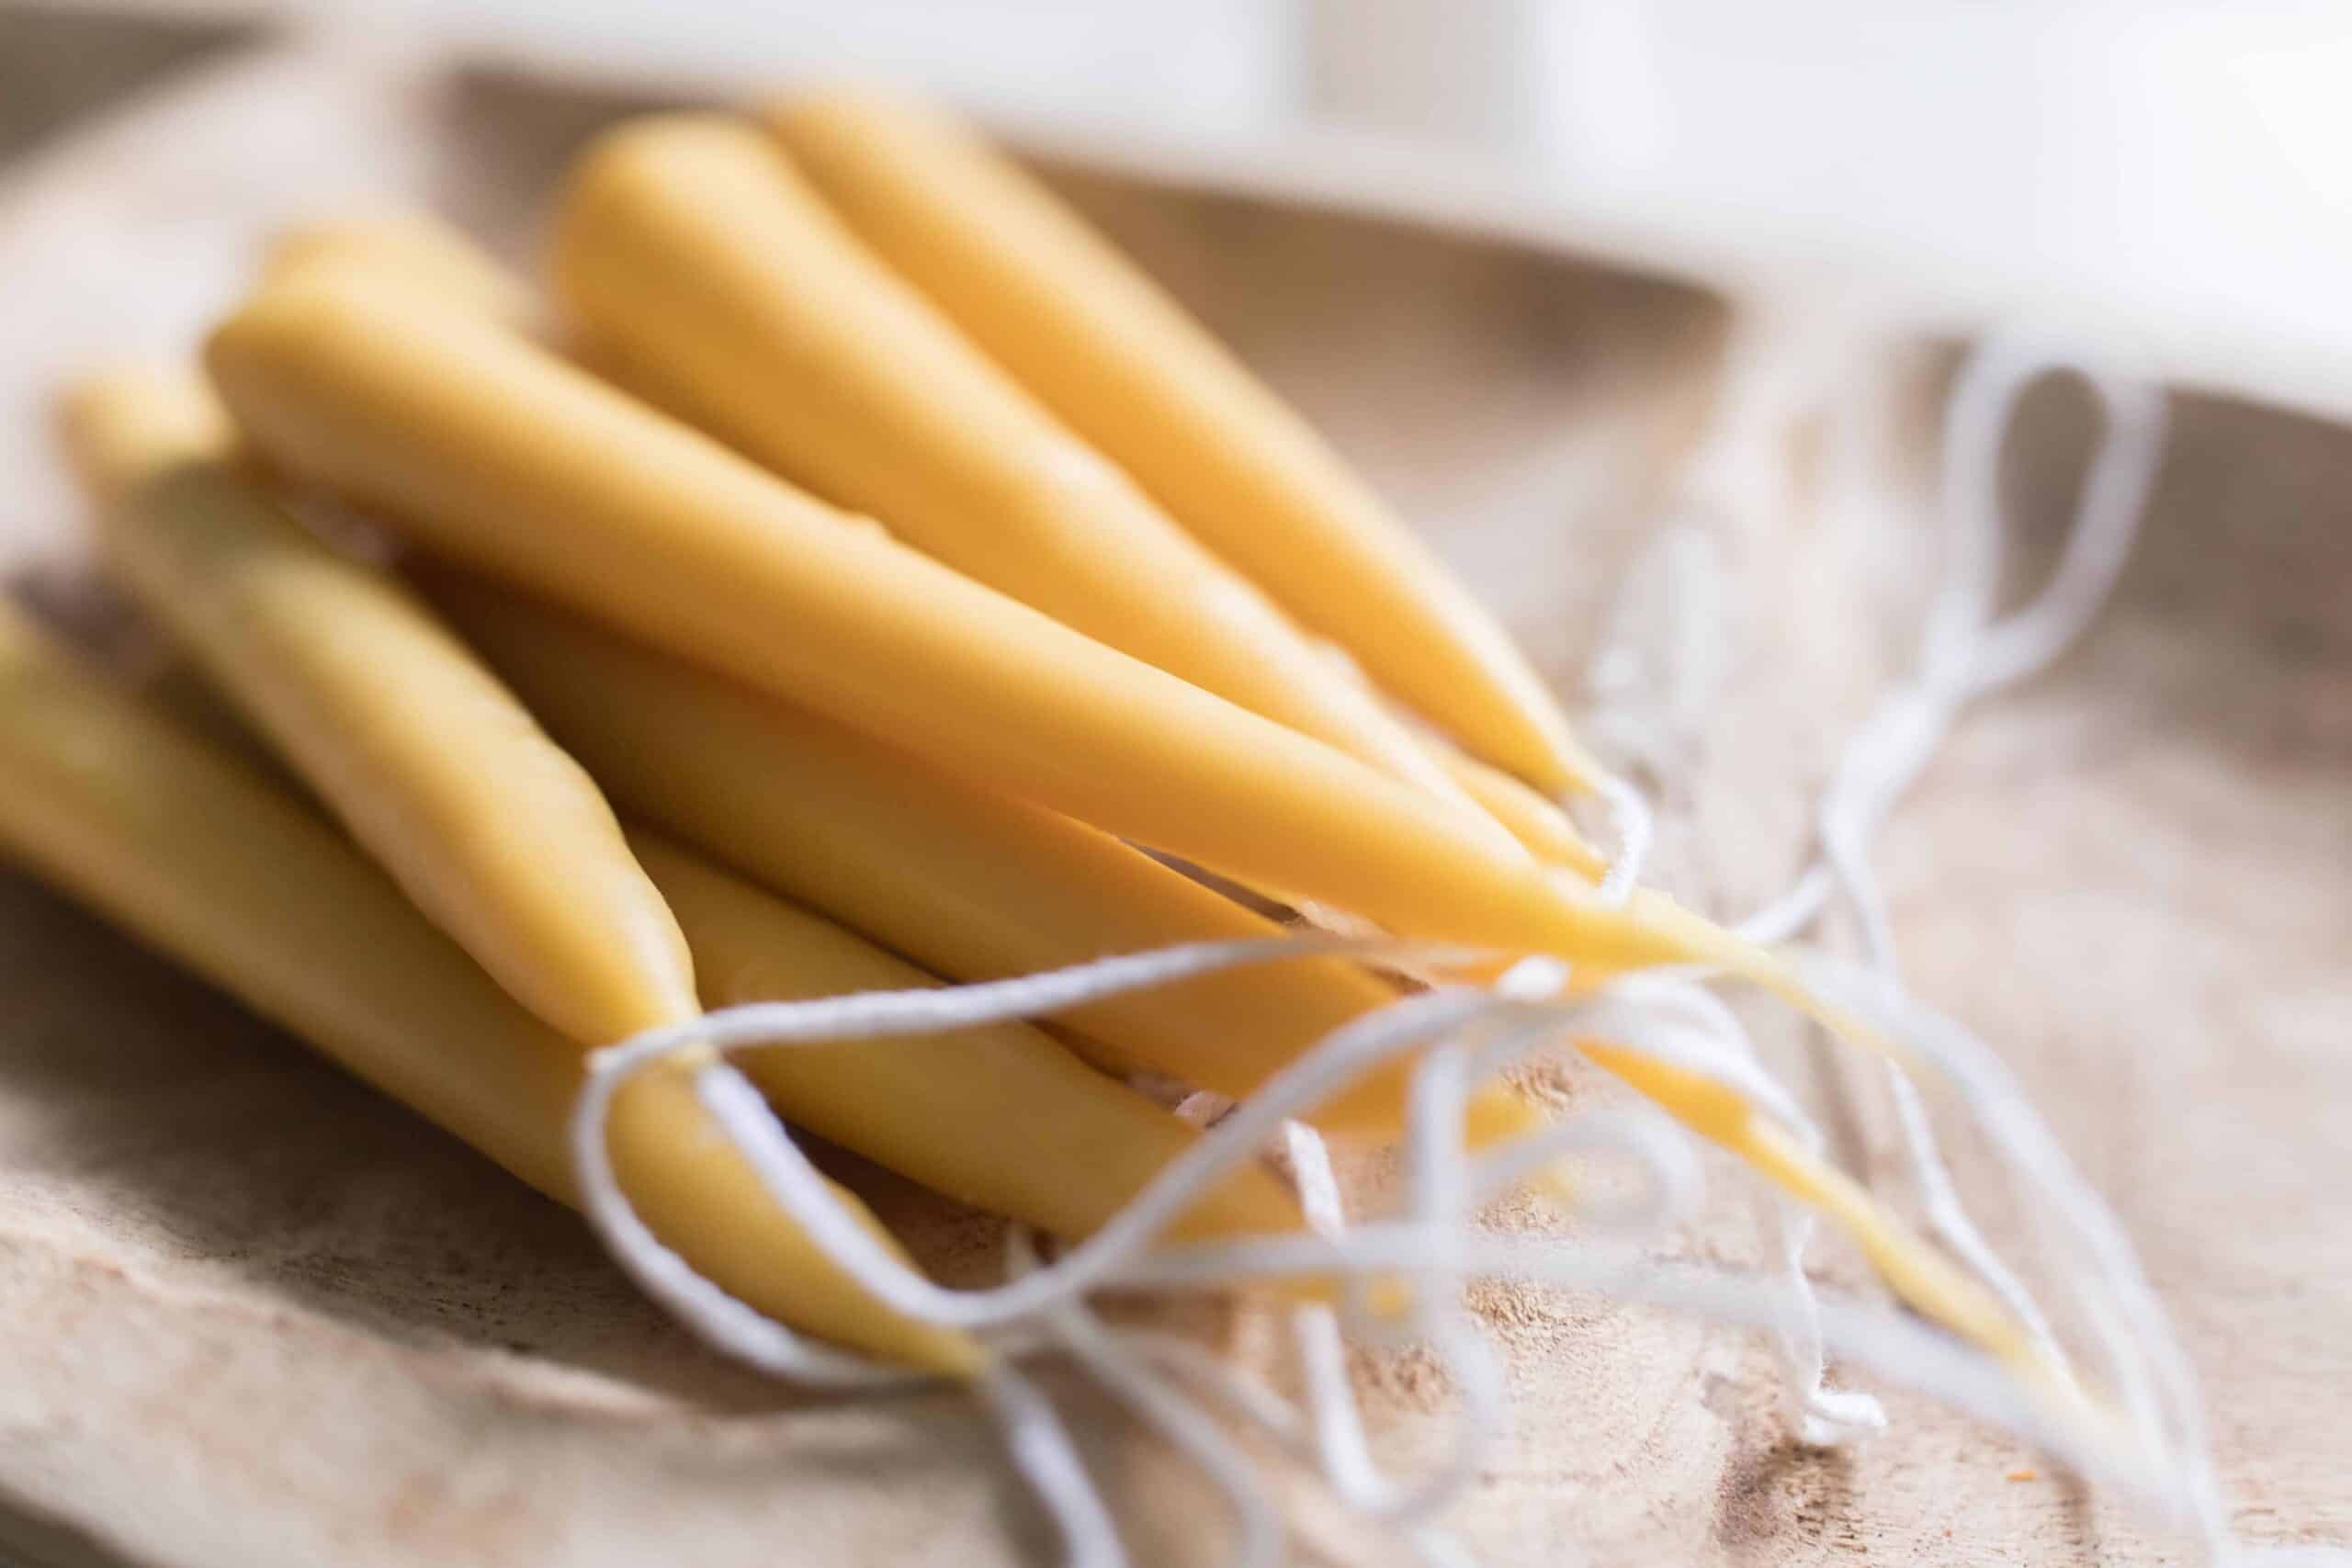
[0,21,2345,1567]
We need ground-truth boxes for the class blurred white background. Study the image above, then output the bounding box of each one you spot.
[40,0,2352,419]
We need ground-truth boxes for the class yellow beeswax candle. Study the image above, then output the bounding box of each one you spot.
[630,827,1305,1243]
[61,365,697,1049]
[1434,741,1611,883]
[204,276,1794,994]
[265,213,538,327]
[1582,1044,2035,1371]
[0,604,978,1372]
[427,569,1540,1144]
[1308,636,1609,881]
[767,88,1585,790]
[549,114,1505,835]
[68,366,1299,1247]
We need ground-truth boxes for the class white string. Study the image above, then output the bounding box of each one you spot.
[1575,318,1871,1439]
[979,1362,1131,1568]
[1785,952,2217,1540]
[575,946,2188,1486]
[555,332,2254,1565]
[1734,333,2169,1442]
[569,928,2186,1550]
[1586,769,1655,906]
[1737,333,2168,953]
[1003,1224,1285,1568]
[1630,329,2165,1469]
[1580,521,1729,785]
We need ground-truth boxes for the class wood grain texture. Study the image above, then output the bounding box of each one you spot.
[0,39,2344,1567]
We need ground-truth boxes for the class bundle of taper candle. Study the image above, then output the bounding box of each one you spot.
[4,90,2209,1556]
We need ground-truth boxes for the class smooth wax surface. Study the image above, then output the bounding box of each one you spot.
[770,89,1589,791]
[62,366,697,1048]
[0,606,978,1374]
[432,570,1542,1145]
[206,276,1712,972]
[551,114,1502,833]
[633,828,1307,1245]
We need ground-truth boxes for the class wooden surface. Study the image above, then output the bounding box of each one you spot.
[0,29,2346,1567]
